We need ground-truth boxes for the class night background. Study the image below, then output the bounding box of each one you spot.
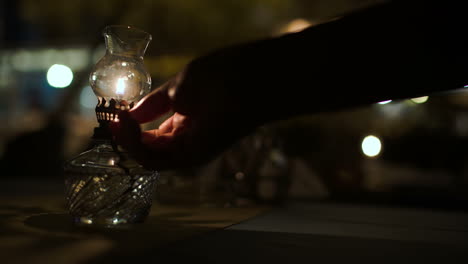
[2,0,468,209]
[3,1,468,263]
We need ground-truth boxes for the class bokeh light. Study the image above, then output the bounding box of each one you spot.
[410,96,429,104]
[377,100,392,105]
[361,135,382,157]
[277,18,313,35]
[47,64,73,88]
[79,86,97,109]
[285,18,312,33]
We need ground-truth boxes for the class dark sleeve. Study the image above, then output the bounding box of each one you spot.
[213,0,468,122]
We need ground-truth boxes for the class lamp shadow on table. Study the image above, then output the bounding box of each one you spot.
[0,198,267,263]
[18,209,235,263]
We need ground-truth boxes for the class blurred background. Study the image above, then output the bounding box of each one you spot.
[2,0,468,209]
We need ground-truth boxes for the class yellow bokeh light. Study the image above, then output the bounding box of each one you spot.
[277,18,313,35]
[286,19,311,33]
[410,96,429,104]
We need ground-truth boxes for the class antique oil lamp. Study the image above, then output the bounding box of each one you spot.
[64,25,157,226]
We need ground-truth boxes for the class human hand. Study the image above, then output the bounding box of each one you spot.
[109,57,261,171]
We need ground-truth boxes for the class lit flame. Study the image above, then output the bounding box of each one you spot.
[116,77,126,95]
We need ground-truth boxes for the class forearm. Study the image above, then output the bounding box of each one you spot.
[217,1,468,123]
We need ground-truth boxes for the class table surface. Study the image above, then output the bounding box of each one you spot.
[2,182,468,264]
[0,192,269,264]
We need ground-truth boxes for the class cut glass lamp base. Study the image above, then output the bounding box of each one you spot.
[64,143,158,227]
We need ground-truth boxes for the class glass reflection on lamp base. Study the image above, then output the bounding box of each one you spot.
[64,143,158,227]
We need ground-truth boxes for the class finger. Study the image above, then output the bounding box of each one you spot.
[141,113,190,146]
[129,82,173,124]
[171,113,191,135]
[139,127,190,170]
[158,115,175,134]
[141,130,173,146]
[172,113,187,127]
[138,113,176,143]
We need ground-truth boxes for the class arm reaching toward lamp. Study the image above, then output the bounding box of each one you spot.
[110,0,468,170]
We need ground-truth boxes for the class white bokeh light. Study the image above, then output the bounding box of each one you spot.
[377,100,392,105]
[361,135,382,157]
[79,86,98,109]
[47,64,73,88]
